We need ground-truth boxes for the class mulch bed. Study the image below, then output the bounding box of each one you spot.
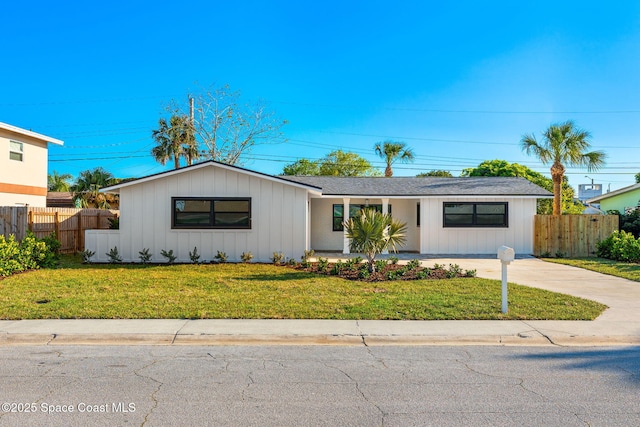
[289,261,471,282]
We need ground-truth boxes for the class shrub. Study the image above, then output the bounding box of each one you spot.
[415,270,429,280]
[317,257,329,272]
[464,269,477,278]
[374,259,388,272]
[214,250,228,263]
[139,248,153,264]
[597,230,640,263]
[241,252,253,263]
[301,249,315,262]
[81,249,95,263]
[106,246,123,263]
[160,249,177,264]
[271,252,285,265]
[596,234,615,259]
[406,259,421,270]
[611,231,640,263]
[389,256,399,265]
[189,247,201,264]
[0,235,22,276]
[108,217,120,230]
[330,260,344,275]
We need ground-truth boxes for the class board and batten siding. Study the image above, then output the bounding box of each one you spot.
[87,166,309,263]
[419,197,537,255]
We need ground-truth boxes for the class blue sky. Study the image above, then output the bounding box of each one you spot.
[2,1,639,191]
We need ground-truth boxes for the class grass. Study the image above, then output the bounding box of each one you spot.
[543,257,640,282]
[0,255,606,320]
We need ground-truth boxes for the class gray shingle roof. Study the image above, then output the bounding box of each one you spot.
[279,176,552,197]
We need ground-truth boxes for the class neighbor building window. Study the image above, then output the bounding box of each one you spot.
[333,204,391,231]
[9,141,23,161]
[443,202,508,227]
[172,197,251,229]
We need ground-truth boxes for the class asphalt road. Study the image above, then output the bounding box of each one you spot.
[0,345,638,426]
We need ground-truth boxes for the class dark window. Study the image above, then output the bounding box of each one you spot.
[443,202,508,228]
[417,203,420,227]
[172,197,251,229]
[333,204,391,231]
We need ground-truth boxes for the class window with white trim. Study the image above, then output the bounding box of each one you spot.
[9,141,23,161]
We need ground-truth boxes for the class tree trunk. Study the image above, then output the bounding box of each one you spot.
[385,165,393,177]
[550,162,565,215]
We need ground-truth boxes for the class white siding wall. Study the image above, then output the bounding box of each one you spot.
[419,197,536,255]
[309,198,420,252]
[86,166,309,262]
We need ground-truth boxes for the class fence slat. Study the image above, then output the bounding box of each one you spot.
[534,215,619,257]
[0,207,119,253]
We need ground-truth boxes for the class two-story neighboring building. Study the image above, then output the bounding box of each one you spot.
[0,122,64,207]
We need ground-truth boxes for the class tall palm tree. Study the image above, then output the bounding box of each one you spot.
[151,115,198,169]
[48,171,74,191]
[374,140,415,177]
[521,121,606,215]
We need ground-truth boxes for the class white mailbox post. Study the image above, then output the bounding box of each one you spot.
[497,246,515,314]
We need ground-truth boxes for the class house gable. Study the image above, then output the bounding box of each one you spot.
[0,122,64,207]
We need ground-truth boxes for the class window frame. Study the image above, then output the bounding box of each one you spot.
[9,140,23,162]
[332,203,391,232]
[442,202,508,228]
[172,197,252,230]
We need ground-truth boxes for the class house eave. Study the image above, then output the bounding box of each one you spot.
[0,122,64,145]
[100,160,323,193]
[586,183,640,204]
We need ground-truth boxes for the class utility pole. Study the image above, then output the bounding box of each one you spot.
[189,97,195,124]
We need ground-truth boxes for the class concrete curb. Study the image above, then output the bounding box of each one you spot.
[2,332,639,347]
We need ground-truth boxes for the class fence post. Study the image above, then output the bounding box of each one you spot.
[76,211,82,253]
[28,210,34,233]
[54,211,59,239]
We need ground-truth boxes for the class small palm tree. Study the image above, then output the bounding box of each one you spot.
[48,171,74,191]
[343,208,407,273]
[521,121,606,215]
[152,115,198,169]
[71,167,117,208]
[374,140,415,177]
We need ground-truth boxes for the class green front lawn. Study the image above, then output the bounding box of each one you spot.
[0,256,606,320]
[543,257,640,282]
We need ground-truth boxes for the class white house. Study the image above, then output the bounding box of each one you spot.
[0,122,64,207]
[85,161,552,262]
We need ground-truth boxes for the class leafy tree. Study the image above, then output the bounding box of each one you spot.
[151,115,197,169]
[71,167,118,209]
[282,159,321,176]
[47,171,73,191]
[416,170,453,177]
[343,208,407,273]
[462,159,583,214]
[167,85,287,166]
[635,172,640,184]
[521,121,606,215]
[282,150,379,176]
[319,151,380,176]
[374,140,415,177]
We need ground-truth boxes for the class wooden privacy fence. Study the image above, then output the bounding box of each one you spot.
[0,207,119,254]
[534,215,619,258]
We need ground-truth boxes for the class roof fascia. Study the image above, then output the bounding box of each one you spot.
[101,161,322,193]
[0,122,64,145]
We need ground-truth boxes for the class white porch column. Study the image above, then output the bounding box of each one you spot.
[419,198,427,254]
[342,198,350,254]
[381,198,389,255]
